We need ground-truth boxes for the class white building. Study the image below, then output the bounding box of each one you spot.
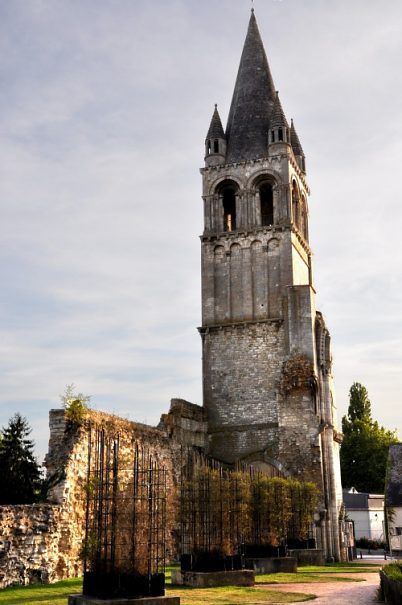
[343,488,385,542]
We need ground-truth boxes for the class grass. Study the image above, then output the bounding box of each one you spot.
[301,562,382,572]
[0,562,381,605]
[0,578,82,605]
[382,562,402,581]
[0,577,314,605]
[166,585,315,603]
[254,561,381,584]
[255,572,363,584]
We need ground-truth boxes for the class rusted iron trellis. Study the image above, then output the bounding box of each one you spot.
[82,426,167,599]
[180,451,318,569]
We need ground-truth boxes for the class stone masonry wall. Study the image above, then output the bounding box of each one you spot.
[203,320,285,463]
[0,400,207,588]
[0,504,63,588]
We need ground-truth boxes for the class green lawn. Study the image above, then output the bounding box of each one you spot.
[0,578,82,605]
[254,561,381,584]
[166,585,315,604]
[0,562,381,605]
[301,562,382,573]
[0,578,314,605]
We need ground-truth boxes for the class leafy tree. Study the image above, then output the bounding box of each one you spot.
[0,413,42,504]
[346,382,372,424]
[340,382,399,493]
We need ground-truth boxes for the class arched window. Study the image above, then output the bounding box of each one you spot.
[213,139,219,153]
[260,183,274,226]
[291,181,300,229]
[222,187,236,231]
[301,196,308,241]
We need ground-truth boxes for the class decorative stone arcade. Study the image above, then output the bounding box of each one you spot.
[199,10,344,561]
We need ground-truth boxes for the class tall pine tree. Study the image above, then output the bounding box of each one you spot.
[340,383,399,493]
[0,413,42,504]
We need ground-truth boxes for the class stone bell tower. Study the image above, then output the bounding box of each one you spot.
[199,10,343,560]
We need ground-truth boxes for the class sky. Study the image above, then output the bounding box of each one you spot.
[1,0,402,463]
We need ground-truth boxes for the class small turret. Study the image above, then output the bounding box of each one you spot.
[268,91,290,147]
[290,119,306,172]
[205,104,226,166]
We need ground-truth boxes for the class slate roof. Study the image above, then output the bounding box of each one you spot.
[206,104,225,140]
[225,10,277,163]
[343,490,369,510]
[270,91,289,129]
[386,444,402,507]
[290,118,305,156]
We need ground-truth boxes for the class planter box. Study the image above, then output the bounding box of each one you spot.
[68,596,179,605]
[245,557,297,574]
[171,569,254,587]
[82,572,164,600]
[380,570,402,605]
[287,549,325,566]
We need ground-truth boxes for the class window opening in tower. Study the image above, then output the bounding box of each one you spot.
[260,183,274,226]
[223,188,236,231]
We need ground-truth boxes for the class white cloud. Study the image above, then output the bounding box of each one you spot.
[1,0,402,462]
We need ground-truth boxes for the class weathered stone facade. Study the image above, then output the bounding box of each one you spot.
[200,11,343,560]
[0,504,63,587]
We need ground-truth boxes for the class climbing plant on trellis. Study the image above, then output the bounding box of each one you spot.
[180,451,319,570]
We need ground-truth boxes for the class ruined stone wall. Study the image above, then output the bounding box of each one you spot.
[278,353,323,487]
[0,400,207,588]
[0,504,63,588]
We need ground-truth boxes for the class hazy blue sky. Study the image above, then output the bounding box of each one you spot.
[1,0,402,462]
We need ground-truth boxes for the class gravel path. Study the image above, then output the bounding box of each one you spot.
[260,569,381,604]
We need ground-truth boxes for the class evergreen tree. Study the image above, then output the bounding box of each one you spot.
[0,413,42,504]
[340,382,399,493]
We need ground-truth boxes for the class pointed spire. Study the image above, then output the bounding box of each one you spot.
[270,91,289,129]
[290,118,306,171]
[290,118,304,156]
[226,10,277,163]
[205,104,227,166]
[206,104,225,140]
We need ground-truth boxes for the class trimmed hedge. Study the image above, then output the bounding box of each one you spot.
[380,564,402,604]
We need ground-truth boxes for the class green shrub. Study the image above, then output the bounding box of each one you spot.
[382,563,402,582]
[356,537,386,550]
[61,384,90,428]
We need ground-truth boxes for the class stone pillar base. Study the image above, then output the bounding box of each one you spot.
[287,549,325,566]
[245,557,297,573]
[68,595,180,605]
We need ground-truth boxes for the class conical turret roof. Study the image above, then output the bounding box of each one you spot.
[270,91,289,129]
[225,10,277,163]
[290,118,305,156]
[206,104,225,140]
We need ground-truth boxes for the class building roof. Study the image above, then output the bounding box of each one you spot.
[343,490,369,510]
[386,443,402,507]
[225,10,277,163]
[290,118,305,156]
[343,488,384,510]
[206,104,225,140]
[270,91,289,130]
